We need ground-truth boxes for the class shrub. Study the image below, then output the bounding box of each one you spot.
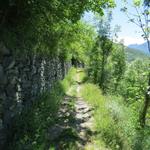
[80,83,138,149]
[9,67,76,150]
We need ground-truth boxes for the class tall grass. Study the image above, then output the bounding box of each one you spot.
[9,67,76,150]
[80,83,138,150]
[61,67,77,92]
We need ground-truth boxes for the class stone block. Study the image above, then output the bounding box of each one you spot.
[0,42,10,56]
[0,65,7,85]
[7,60,15,69]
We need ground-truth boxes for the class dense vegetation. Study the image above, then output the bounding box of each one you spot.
[125,47,149,62]
[9,68,77,150]
[79,70,149,150]
[1,0,149,149]
[0,0,114,56]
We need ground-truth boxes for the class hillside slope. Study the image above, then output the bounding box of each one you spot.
[128,42,149,55]
[125,47,149,62]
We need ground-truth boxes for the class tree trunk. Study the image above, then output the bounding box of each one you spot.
[139,72,150,127]
[139,39,150,128]
[146,39,150,53]
[99,51,105,92]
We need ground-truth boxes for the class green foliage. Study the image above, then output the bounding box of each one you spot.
[77,70,88,83]
[0,0,114,56]
[1,0,149,148]
[118,59,149,104]
[9,67,76,150]
[87,36,112,84]
[57,21,97,61]
[61,67,77,91]
[86,12,126,93]
[0,0,115,25]
[87,37,126,93]
[110,44,126,91]
[80,83,137,150]
[116,59,150,149]
[133,0,141,6]
[77,69,150,150]
[10,83,64,150]
[118,58,150,132]
[125,47,150,62]
[121,0,150,128]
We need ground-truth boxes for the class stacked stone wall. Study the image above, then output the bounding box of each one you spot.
[0,43,71,148]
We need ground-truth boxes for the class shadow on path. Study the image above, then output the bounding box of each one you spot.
[48,69,94,150]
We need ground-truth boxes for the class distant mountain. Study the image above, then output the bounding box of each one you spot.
[115,42,149,62]
[128,42,149,55]
[125,47,149,62]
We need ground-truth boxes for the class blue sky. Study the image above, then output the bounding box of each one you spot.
[83,0,145,46]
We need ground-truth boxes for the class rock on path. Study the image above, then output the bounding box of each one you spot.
[74,98,94,147]
[48,70,94,149]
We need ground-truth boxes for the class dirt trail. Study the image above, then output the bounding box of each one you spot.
[48,69,94,150]
[75,70,94,145]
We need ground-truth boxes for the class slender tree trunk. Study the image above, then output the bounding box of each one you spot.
[114,76,121,92]
[139,40,150,127]
[146,39,150,53]
[0,9,8,27]
[93,68,98,84]
[139,73,150,127]
[99,51,105,92]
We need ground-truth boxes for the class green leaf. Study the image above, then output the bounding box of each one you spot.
[133,0,141,6]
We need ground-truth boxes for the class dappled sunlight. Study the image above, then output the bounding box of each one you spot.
[1,0,149,149]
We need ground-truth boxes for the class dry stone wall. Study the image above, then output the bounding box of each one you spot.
[0,43,71,148]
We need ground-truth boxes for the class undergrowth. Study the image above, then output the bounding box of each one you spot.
[79,68,150,150]
[77,69,150,150]
[80,83,138,150]
[8,68,150,150]
[8,67,76,150]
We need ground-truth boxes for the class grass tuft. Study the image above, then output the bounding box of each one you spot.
[80,83,137,150]
[9,67,77,150]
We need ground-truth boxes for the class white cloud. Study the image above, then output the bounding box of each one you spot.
[117,36,145,46]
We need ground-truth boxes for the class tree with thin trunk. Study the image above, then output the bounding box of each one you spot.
[121,0,150,127]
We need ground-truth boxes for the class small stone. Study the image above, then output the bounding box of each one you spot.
[0,65,7,85]
[0,43,10,56]
[6,84,16,97]
[7,60,15,69]
[10,77,17,85]
[0,92,6,101]
[23,67,30,72]
[2,56,13,68]
[0,119,3,129]
[48,125,66,141]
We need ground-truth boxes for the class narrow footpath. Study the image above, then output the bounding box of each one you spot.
[48,69,94,150]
